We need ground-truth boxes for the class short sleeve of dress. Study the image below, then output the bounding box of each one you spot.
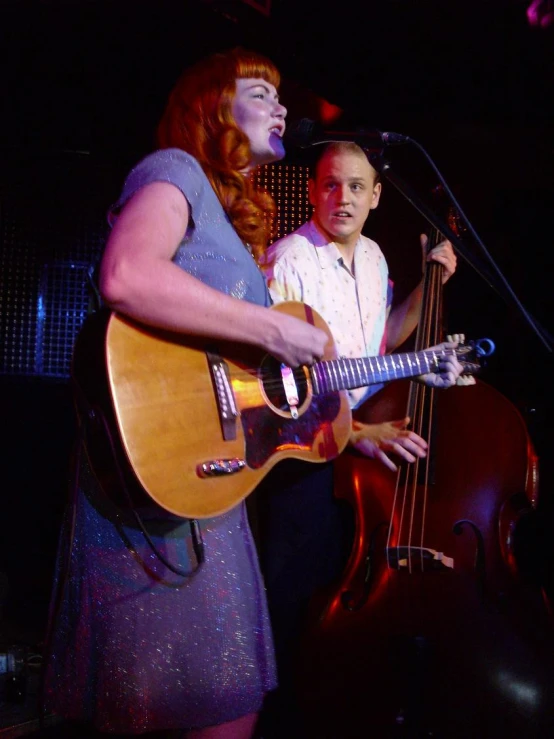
[108,148,205,224]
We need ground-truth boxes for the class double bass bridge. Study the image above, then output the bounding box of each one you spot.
[387,546,454,572]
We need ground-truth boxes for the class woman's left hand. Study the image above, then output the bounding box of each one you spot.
[418,340,464,389]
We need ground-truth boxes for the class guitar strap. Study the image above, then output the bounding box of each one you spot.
[303,303,317,326]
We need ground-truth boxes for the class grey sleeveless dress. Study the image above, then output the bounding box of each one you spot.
[45,149,277,733]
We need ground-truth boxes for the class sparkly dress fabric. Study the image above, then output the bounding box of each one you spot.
[45,149,277,733]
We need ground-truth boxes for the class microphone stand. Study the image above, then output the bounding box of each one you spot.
[369,152,553,354]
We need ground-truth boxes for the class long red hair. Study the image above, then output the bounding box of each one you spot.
[157,47,280,261]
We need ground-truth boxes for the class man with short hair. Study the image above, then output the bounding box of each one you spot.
[264,141,458,468]
[255,140,459,739]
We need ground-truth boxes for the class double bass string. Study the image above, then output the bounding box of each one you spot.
[389,228,445,575]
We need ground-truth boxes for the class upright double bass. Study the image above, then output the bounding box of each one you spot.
[297,221,554,738]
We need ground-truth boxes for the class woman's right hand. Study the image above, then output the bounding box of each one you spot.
[263,309,329,367]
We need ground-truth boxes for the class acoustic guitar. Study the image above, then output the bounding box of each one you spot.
[72,301,479,519]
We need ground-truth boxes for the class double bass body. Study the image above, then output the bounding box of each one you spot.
[299,377,554,738]
[297,214,554,737]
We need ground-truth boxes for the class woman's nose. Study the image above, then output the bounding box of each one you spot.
[274,101,287,119]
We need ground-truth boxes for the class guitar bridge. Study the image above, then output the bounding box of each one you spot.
[197,458,246,478]
[206,350,239,441]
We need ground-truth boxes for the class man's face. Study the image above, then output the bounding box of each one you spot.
[309,150,381,247]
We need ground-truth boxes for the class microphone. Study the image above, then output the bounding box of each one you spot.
[285,118,410,149]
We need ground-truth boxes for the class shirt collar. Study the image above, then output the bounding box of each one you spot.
[308,219,361,271]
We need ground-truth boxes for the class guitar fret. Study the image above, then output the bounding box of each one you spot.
[343,359,351,388]
[376,354,384,382]
[310,365,320,395]
[348,359,356,388]
[343,359,356,386]
[337,359,348,390]
[379,355,388,381]
[319,364,326,393]
[357,358,365,387]
[321,363,330,394]
[330,360,339,391]
[312,346,462,396]
[339,360,348,390]
[382,355,389,379]
[316,363,324,394]
[322,361,331,391]
[383,356,391,380]
[368,356,377,383]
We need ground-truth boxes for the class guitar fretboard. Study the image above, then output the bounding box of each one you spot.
[310,351,442,395]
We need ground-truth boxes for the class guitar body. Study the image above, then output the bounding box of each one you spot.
[72,302,352,519]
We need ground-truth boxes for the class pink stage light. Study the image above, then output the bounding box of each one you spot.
[527,0,554,28]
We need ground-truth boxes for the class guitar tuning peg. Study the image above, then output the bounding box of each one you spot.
[446,333,466,345]
[472,338,496,357]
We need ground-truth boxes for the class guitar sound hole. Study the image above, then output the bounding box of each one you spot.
[260,356,309,415]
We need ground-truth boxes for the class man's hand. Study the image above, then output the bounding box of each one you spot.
[420,234,457,284]
[349,417,427,472]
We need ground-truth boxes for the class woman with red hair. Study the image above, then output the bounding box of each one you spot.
[45,48,327,739]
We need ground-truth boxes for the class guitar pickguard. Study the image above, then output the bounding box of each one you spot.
[241,392,342,468]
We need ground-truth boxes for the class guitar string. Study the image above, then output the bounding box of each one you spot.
[224,348,463,391]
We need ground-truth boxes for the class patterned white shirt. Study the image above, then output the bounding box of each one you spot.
[263,219,391,409]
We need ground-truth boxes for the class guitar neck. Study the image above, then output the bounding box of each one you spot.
[309,350,442,395]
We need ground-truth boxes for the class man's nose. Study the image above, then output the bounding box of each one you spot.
[337,185,350,203]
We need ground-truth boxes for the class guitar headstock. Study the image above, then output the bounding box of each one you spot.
[450,334,495,383]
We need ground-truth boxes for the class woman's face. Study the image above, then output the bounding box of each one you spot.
[231,78,287,167]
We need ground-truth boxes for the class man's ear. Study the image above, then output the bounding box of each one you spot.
[371,181,382,210]
[308,178,316,207]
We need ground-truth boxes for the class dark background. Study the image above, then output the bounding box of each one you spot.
[0,0,553,646]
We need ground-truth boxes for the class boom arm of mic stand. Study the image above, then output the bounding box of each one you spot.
[370,153,553,353]
[370,154,495,288]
